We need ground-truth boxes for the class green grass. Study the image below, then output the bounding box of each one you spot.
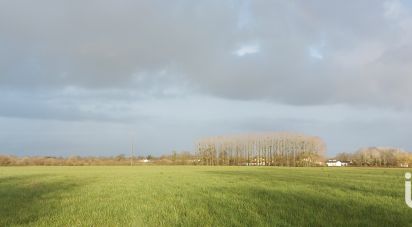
[1,166,411,226]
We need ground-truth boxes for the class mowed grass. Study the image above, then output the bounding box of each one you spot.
[1,166,411,226]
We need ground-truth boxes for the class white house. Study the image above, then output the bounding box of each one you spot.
[326,160,342,167]
[400,163,409,168]
[341,161,350,166]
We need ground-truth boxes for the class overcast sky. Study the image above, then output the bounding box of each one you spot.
[1,0,412,157]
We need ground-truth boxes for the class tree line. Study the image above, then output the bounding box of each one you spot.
[1,133,411,167]
[334,147,412,167]
[0,152,198,166]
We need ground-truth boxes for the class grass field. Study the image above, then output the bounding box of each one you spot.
[0,166,411,226]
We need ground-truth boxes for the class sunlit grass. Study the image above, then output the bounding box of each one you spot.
[0,166,411,226]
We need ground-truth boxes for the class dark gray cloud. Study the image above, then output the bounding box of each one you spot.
[1,0,411,106]
[0,0,411,156]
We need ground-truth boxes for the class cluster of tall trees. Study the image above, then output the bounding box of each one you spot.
[334,147,412,167]
[196,132,326,166]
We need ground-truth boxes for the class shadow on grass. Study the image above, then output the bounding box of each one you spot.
[196,170,409,226]
[205,169,402,197]
[0,174,81,226]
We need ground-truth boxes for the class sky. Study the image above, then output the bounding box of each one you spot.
[1,0,412,157]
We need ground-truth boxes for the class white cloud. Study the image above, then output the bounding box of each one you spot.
[384,0,404,19]
[234,44,260,56]
[309,46,324,59]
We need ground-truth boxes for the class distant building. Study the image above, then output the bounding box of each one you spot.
[400,163,409,168]
[341,161,350,166]
[139,159,151,163]
[326,160,342,167]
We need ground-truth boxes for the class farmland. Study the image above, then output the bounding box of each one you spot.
[1,166,411,226]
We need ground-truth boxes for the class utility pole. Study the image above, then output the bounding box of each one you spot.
[130,143,134,166]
